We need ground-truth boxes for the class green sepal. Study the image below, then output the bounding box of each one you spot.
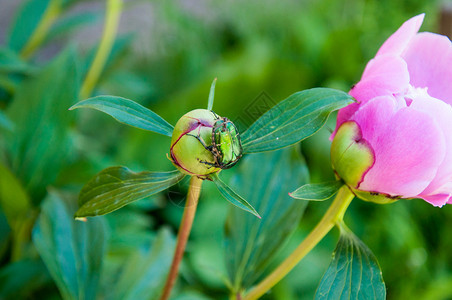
[331,121,374,188]
[290,181,344,201]
[210,173,261,219]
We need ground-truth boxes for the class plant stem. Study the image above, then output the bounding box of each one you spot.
[21,0,62,59]
[160,176,203,300]
[79,0,122,99]
[243,185,354,300]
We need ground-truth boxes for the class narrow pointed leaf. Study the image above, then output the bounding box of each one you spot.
[211,173,260,219]
[241,88,354,153]
[315,223,386,300]
[76,167,185,217]
[207,78,217,111]
[70,96,174,136]
[290,181,344,201]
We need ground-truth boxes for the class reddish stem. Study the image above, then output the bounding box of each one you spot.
[160,176,203,300]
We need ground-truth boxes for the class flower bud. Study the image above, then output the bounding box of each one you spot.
[169,109,242,178]
[331,14,452,206]
[330,121,395,204]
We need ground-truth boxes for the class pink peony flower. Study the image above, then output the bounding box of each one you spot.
[331,14,452,206]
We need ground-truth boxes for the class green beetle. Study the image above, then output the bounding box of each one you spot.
[209,117,243,169]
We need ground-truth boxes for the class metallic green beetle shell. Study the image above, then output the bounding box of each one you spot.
[211,117,243,169]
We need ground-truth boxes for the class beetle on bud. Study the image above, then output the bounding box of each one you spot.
[169,109,242,179]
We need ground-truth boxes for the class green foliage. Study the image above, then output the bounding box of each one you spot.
[0,47,32,74]
[70,95,174,137]
[5,49,79,202]
[7,0,51,52]
[241,88,354,153]
[0,162,30,227]
[290,181,344,201]
[105,228,175,300]
[33,191,108,300]
[76,167,185,217]
[0,111,13,131]
[315,223,386,300]
[210,173,260,219]
[225,147,309,291]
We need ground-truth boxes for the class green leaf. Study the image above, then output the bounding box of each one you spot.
[211,173,261,219]
[76,167,185,217]
[106,228,176,300]
[32,191,108,300]
[7,0,51,52]
[207,78,217,111]
[0,259,51,299]
[315,223,386,300]
[0,111,13,131]
[241,88,354,153]
[6,48,79,202]
[0,48,32,74]
[70,96,174,137]
[225,147,309,290]
[0,162,30,227]
[290,181,344,201]
[44,12,100,45]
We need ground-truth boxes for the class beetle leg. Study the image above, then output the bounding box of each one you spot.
[187,133,213,151]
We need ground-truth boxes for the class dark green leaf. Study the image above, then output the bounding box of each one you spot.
[290,181,344,201]
[32,191,108,300]
[315,223,386,300]
[70,96,174,137]
[76,166,185,217]
[106,228,175,300]
[6,49,79,202]
[225,147,309,290]
[241,88,354,153]
[7,0,51,52]
[211,173,260,219]
[0,162,30,227]
[0,259,51,299]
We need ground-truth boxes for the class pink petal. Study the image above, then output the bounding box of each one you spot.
[410,94,452,204]
[351,95,446,197]
[402,32,452,105]
[350,55,410,103]
[376,14,424,56]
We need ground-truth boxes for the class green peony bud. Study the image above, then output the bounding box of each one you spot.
[331,121,398,204]
[169,109,242,178]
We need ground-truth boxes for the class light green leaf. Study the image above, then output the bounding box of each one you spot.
[106,228,175,300]
[241,88,354,153]
[290,181,344,201]
[225,147,309,290]
[0,48,32,74]
[211,173,261,219]
[70,96,174,137]
[207,78,217,111]
[6,48,79,202]
[32,191,108,300]
[0,162,30,228]
[0,111,13,131]
[7,0,51,52]
[76,167,185,217]
[44,12,100,45]
[315,223,386,300]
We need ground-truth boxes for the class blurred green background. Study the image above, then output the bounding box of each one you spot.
[1,0,452,299]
